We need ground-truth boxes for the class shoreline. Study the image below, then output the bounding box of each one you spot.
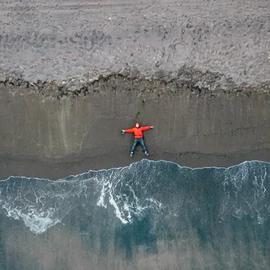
[1,150,270,180]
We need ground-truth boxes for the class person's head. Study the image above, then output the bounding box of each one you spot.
[135,122,140,128]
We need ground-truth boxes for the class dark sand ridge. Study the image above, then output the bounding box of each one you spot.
[0,0,270,178]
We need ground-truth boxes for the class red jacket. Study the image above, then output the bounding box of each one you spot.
[124,126,153,139]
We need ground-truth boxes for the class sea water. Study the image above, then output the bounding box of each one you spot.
[0,159,269,270]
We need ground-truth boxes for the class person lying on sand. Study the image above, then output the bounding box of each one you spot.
[121,122,154,157]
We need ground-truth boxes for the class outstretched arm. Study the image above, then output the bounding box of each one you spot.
[141,125,154,131]
[121,128,134,134]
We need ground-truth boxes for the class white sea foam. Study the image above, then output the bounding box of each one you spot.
[221,161,269,224]
[2,203,60,234]
[95,168,163,225]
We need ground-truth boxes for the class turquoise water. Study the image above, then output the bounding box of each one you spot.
[0,159,270,269]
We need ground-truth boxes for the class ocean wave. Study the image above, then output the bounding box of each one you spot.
[0,159,269,234]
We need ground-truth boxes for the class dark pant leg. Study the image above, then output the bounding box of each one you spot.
[130,139,139,153]
[138,138,148,152]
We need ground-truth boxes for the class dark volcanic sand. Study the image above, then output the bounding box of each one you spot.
[1,74,270,178]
